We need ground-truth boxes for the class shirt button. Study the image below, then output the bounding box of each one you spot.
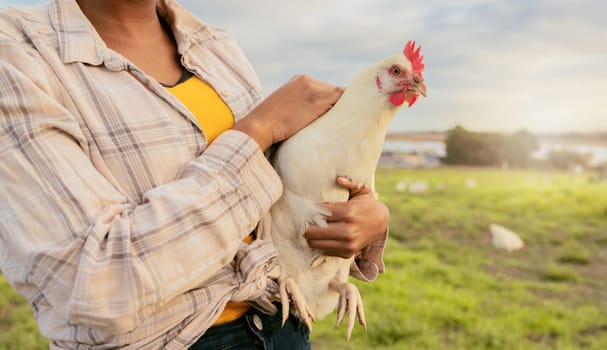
[182,54,191,65]
[252,314,263,330]
[220,89,230,96]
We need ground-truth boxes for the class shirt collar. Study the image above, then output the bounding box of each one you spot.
[157,0,218,54]
[49,0,216,69]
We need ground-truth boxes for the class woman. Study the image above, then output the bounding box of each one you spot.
[0,0,389,348]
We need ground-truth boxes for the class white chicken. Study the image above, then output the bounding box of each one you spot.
[266,41,427,340]
[489,223,526,251]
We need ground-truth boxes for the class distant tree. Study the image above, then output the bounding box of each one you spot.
[444,126,539,168]
[503,129,539,168]
[444,126,500,166]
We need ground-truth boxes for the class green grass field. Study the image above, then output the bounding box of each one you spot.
[1,167,606,349]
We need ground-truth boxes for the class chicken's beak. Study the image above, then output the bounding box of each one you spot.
[417,81,428,97]
[404,79,427,107]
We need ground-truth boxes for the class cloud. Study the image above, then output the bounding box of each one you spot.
[181,0,607,133]
[1,0,605,133]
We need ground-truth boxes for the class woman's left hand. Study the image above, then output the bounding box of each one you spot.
[304,176,390,259]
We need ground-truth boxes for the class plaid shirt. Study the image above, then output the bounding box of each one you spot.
[0,0,386,349]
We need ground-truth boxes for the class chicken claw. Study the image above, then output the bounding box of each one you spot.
[329,281,367,341]
[279,276,315,332]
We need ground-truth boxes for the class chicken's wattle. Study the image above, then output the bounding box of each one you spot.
[406,92,419,107]
[389,90,419,107]
[389,91,406,107]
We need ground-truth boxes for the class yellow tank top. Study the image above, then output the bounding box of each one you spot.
[165,73,234,144]
[165,73,252,325]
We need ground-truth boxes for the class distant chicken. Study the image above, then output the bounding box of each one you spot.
[490,224,526,251]
[267,41,427,340]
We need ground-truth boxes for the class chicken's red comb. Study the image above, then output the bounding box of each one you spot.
[404,40,425,75]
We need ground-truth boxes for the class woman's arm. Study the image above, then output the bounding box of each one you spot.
[0,32,341,333]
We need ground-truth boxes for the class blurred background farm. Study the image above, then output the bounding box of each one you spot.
[2,128,606,349]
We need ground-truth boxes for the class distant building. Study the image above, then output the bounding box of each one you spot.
[379,151,441,168]
[379,137,443,168]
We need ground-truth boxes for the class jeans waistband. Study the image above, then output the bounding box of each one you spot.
[190,304,311,350]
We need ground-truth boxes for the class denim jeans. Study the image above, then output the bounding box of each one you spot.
[189,305,311,350]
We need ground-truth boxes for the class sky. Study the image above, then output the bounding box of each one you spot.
[1,0,606,134]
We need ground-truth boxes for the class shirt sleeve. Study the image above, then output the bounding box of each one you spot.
[349,174,387,282]
[349,230,388,282]
[0,35,282,334]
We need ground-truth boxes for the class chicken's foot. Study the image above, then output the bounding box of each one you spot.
[329,281,367,341]
[279,276,315,332]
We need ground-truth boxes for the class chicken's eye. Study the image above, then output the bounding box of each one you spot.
[390,66,401,76]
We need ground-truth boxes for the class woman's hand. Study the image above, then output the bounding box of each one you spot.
[304,176,390,259]
[232,75,344,151]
